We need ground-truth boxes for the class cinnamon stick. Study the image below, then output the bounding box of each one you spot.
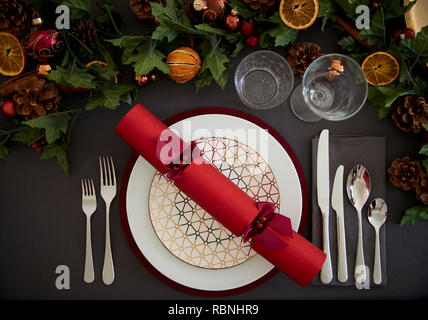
[0,70,39,97]
[335,16,376,51]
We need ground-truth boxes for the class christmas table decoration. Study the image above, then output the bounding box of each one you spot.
[319,0,428,225]
[0,0,427,231]
[115,103,326,287]
[0,0,136,175]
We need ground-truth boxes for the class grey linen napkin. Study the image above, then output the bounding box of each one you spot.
[311,135,387,287]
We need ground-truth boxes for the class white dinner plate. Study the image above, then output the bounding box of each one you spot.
[124,113,303,292]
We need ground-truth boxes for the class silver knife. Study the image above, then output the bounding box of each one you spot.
[332,165,348,283]
[317,129,333,284]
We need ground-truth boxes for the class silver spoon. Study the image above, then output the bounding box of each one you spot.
[346,165,371,285]
[368,198,387,285]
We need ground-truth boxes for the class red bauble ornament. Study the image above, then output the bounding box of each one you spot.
[1,100,17,118]
[193,0,226,21]
[23,29,64,60]
[240,21,255,36]
[392,28,415,41]
[224,8,240,31]
[246,35,259,47]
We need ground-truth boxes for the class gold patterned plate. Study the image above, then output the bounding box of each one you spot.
[124,112,304,292]
[149,137,280,270]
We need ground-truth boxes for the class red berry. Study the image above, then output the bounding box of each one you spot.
[392,28,415,41]
[31,142,42,152]
[392,29,402,41]
[1,100,17,118]
[245,35,258,47]
[403,28,415,39]
[154,20,160,26]
[240,21,255,36]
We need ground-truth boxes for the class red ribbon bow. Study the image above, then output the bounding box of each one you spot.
[155,134,201,181]
[243,202,293,250]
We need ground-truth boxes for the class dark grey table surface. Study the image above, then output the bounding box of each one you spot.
[1,1,428,300]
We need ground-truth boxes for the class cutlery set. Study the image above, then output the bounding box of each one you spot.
[317,129,387,286]
[81,156,117,285]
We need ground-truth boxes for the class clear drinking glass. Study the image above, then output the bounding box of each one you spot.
[235,50,294,110]
[290,54,368,122]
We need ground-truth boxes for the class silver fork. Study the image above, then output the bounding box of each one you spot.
[99,156,117,285]
[81,179,96,283]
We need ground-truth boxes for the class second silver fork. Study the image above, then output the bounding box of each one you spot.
[99,156,117,285]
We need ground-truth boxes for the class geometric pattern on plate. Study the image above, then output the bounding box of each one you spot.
[149,137,280,269]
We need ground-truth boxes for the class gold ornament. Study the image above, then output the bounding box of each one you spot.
[166,47,201,83]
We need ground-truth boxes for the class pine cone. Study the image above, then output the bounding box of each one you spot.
[416,174,428,205]
[0,0,34,37]
[72,20,98,45]
[287,41,323,77]
[388,156,422,191]
[243,0,276,13]
[392,95,428,134]
[130,0,163,20]
[13,77,60,120]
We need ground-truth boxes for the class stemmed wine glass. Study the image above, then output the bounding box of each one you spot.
[290,54,368,122]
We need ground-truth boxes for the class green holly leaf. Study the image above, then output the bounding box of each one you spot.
[421,158,428,172]
[259,13,298,48]
[194,24,228,36]
[152,23,178,42]
[51,0,91,20]
[368,85,414,109]
[0,143,8,159]
[105,36,147,63]
[377,107,393,120]
[338,36,357,52]
[230,38,245,58]
[359,8,385,48]
[11,126,44,145]
[227,0,257,19]
[400,205,428,226]
[23,112,72,144]
[200,36,229,85]
[334,0,369,16]
[86,82,135,110]
[399,25,428,68]
[419,143,428,156]
[86,62,118,82]
[384,0,417,20]
[318,0,337,31]
[129,40,170,76]
[48,64,97,89]
[194,70,213,94]
[151,0,203,36]
[40,143,70,175]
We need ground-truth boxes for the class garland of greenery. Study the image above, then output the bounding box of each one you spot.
[1,0,428,224]
[319,0,428,225]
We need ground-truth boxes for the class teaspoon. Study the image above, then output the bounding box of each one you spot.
[368,198,387,285]
[346,164,371,285]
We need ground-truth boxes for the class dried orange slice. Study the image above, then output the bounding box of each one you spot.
[0,32,25,77]
[279,0,319,30]
[361,51,400,86]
